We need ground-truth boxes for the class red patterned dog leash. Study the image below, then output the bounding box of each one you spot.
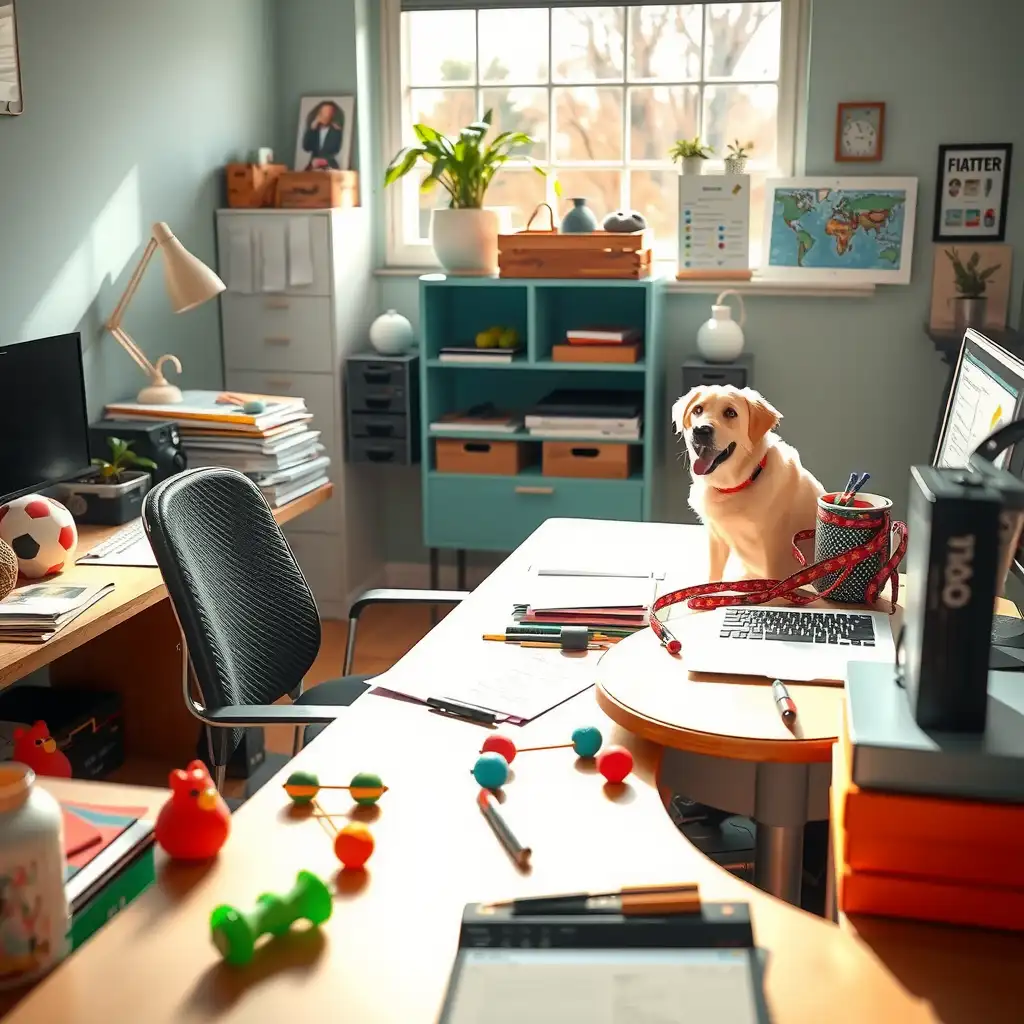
[650,506,909,655]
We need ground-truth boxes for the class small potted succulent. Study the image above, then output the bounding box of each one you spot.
[670,137,713,175]
[58,437,157,526]
[725,139,753,174]
[945,247,1001,330]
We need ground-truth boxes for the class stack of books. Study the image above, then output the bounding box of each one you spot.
[513,569,655,635]
[0,582,115,643]
[834,663,1024,931]
[104,391,330,508]
[438,344,524,365]
[429,404,523,434]
[552,327,642,364]
[525,389,643,441]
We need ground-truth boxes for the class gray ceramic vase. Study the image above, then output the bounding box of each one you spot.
[561,198,599,233]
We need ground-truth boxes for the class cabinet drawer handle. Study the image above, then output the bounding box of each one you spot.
[366,423,396,437]
[363,371,392,385]
[464,442,491,454]
[570,447,600,458]
[265,378,293,389]
[364,397,393,411]
[366,447,396,463]
[265,298,291,310]
[514,486,554,495]
[265,336,292,346]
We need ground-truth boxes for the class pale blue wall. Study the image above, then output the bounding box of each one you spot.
[367,0,1024,563]
[0,0,276,419]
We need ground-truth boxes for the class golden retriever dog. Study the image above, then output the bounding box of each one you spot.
[673,386,824,582]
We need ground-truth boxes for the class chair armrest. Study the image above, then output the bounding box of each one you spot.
[347,588,470,621]
[203,705,347,726]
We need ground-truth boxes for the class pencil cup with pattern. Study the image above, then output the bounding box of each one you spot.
[813,493,892,604]
[0,762,69,989]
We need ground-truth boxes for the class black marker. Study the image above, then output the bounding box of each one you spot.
[427,696,497,725]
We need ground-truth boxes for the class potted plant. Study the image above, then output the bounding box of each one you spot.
[669,137,713,176]
[57,437,157,526]
[725,139,753,174]
[945,247,1001,330]
[384,110,548,275]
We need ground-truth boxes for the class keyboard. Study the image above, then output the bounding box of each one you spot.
[78,519,157,567]
[720,607,877,646]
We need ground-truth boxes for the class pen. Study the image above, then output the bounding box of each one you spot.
[837,471,857,505]
[478,789,531,868]
[493,884,701,916]
[772,679,797,722]
[427,697,497,725]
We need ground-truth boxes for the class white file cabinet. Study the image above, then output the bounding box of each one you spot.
[216,208,381,618]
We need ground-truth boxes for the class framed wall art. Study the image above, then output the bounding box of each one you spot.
[933,143,1012,242]
[0,0,23,115]
[294,95,356,172]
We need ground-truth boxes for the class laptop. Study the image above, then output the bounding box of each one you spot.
[677,606,897,683]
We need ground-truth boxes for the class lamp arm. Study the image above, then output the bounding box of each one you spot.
[110,326,159,378]
[106,237,159,332]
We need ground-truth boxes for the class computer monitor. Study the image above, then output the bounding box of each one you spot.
[0,334,92,502]
[933,328,1024,660]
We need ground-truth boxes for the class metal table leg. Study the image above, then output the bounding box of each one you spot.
[753,761,811,906]
[456,549,467,591]
[429,549,440,626]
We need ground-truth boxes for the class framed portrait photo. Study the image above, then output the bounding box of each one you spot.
[294,95,355,172]
[933,143,1012,242]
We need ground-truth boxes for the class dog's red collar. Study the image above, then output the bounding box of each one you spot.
[712,455,767,494]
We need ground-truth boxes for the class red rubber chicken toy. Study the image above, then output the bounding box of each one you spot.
[13,721,72,778]
[155,760,231,860]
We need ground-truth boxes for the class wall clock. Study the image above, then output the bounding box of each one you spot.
[835,102,885,162]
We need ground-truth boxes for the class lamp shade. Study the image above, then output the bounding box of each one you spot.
[152,222,225,314]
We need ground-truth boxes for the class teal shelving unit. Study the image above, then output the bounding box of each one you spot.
[419,274,664,556]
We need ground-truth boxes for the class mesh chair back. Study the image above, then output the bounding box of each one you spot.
[142,467,321,715]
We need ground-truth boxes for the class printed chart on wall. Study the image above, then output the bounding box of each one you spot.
[936,350,1020,469]
[677,176,750,274]
[762,177,918,284]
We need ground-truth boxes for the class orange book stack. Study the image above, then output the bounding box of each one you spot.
[832,708,1024,931]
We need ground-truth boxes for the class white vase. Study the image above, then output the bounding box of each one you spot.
[697,290,746,363]
[680,157,706,176]
[369,309,415,355]
[0,763,69,990]
[430,208,500,275]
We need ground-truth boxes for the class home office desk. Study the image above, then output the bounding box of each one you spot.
[0,484,333,769]
[4,517,1022,1024]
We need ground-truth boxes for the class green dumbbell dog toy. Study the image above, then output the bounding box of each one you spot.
[210,870,333,966]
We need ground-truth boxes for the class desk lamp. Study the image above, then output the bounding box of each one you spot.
[105,222,225,404]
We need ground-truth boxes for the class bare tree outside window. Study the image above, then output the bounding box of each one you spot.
[401,3,783,263]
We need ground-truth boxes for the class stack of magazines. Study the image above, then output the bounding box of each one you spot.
[104,391,330,508]
[524,389,643,441]
[0,582,115,643]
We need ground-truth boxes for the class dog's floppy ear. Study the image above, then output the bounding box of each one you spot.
[671,388,705,434]
[742,388,782,444]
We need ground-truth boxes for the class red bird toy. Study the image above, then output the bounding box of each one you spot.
[13,721,72,778]
[155,760,231,861]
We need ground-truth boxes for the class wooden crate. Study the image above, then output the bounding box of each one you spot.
[276,170,359,209]
[225,163,287,208]
[542,442,636,479]
[435,438,527,476]
[499,217,652,279]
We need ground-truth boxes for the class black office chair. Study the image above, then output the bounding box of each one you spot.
[142,467,468,790]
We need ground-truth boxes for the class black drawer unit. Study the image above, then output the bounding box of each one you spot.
[682,354,754,392]
[346,352,420,464]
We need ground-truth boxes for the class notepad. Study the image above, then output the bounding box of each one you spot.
[523,573,657,614]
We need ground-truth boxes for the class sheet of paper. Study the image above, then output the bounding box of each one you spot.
[442,949,762,1024]
[258,221,287,292]
[533,564,666,580]
[523,573,658,612]
[376,644,599,721]
[225,225,254,293]
[287,217,315,287]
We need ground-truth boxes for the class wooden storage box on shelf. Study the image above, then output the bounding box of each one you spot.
[542,442,636,480]
[225,163,287,208]
[498,204,652,280]
[276,170,359,209]
[552,342,642,364]
[435,438,527,476]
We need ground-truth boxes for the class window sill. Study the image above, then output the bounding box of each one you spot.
[375,265,876,299]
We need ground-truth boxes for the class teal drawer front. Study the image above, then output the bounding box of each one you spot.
[425,472,644,551]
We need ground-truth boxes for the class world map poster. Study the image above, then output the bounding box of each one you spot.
[763,178,917,284]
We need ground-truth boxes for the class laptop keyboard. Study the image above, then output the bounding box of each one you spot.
[720,608,876,646]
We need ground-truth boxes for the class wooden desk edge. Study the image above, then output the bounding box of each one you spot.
[0,483,334,686]
[596,680,835,763]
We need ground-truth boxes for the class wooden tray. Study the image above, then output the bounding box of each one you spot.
[498,204,652,280]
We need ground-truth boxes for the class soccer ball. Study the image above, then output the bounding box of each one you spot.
[0,494,78,579]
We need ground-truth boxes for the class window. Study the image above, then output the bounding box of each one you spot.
[381,1,807,267]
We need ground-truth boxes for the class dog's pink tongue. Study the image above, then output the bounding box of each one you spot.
[692,450,717,476]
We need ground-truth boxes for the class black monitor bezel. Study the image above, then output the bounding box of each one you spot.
[0,333,93,503]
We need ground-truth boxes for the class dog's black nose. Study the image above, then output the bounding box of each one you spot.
[692,424,714,443]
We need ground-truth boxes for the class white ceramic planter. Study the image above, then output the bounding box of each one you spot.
[431,208,500,275]
[680,157,706,176]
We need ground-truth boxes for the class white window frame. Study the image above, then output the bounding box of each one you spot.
[380,0,810,268]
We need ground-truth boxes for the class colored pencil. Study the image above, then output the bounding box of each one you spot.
[478,789,531,868]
